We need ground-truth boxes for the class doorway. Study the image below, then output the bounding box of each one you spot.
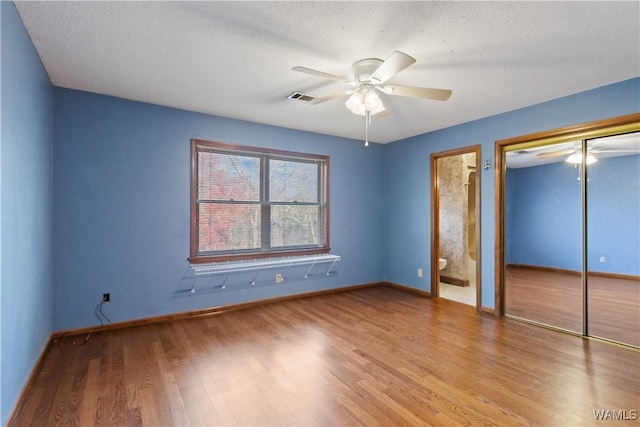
[431,145,480,308]
[495,113,640,348]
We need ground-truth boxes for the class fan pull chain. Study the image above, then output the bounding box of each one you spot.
[364,111,370,146]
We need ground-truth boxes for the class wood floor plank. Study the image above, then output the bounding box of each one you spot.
[150,340,190,426]
[10,286,640,426]
[77,357,100,426]
[505,265,640,346]
[126,407,142,427]
[108,332,127,426]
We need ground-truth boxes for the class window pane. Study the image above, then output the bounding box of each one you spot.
[198,151,260,201]
[197,203,261,252]
[269,160,318,202]
[191,140,328,261]
[271,205,320,247]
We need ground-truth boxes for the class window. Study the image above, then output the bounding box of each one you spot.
[190,139,329,263]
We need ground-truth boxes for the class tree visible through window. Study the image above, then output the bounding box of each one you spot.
[190,140,329,263]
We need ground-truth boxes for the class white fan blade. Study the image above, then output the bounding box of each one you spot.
[371,51,416,84]
[292,66,351,83]
[372,109,390,118]
[310,91,347,104]
[536,149,576,159]
[591,149,640,154]
[384,85,452,101]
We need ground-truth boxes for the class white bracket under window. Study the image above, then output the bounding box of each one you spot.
[189,254,340,292]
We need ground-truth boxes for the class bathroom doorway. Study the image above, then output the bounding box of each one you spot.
[431,145,480,308]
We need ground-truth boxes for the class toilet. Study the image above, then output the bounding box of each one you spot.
[439,258,447,270]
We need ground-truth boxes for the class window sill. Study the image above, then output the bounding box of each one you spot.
[190,254,341,277]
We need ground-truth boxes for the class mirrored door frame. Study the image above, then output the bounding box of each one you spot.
[494,113,640,341]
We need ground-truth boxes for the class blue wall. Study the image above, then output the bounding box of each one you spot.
[0,2,54,425]
[53,89,385,331]
[505,161,584,271]
[587,154,640,275]
[383,77,640,308]
[506,155,640,275]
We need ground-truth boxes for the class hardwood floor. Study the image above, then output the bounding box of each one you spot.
[11,286,640,426]
[505,265,640,347]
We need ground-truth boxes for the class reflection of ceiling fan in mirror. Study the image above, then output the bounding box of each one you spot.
[506,132,640,169]
[292,51,452,146]
[537,147,602,165]
[536,135,640,165]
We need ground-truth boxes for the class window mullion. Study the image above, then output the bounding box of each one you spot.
[318,161,324,244]
[261,156,270,250]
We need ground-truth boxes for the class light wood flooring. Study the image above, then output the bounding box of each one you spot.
[10,286,640,426]
[505,265,640,347]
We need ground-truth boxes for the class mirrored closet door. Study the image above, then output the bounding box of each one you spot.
[504,140,583,334]
[499,116,640,349]
[586,132,640,347]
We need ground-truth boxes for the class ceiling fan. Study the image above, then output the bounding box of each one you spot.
[292,51,452,146]
[536,144,638,165]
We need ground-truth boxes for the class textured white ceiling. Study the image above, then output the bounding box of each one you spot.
[14,1,640,144]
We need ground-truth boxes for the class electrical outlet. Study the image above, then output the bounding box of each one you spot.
[102,293,110,303]
[275,274,284,284]
[417,268,423,278]
[600,256,606,263]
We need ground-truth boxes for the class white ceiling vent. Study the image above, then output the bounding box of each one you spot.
[288,92,315,102]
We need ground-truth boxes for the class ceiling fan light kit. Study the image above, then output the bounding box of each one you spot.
[345,85,385,116]
[293,51,452,146]
[566,152,598,165]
